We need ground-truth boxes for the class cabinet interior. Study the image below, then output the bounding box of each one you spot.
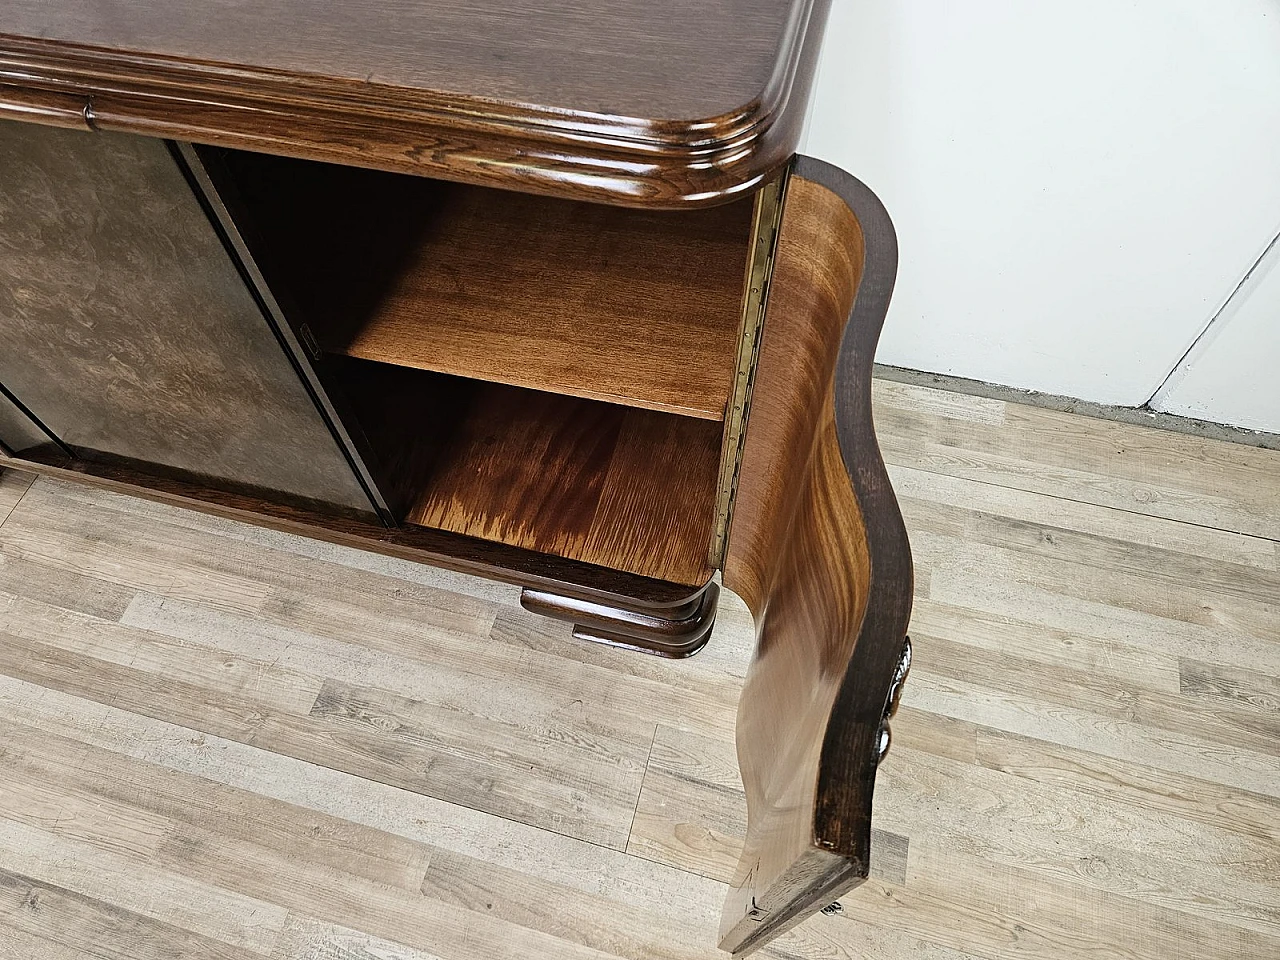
[199,147,760,585]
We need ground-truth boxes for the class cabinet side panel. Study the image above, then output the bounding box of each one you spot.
[719,164,912,953]
[0,120,373,514]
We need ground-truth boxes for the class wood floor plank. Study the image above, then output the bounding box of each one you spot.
[891,462,1279,570]
[842,844,1280,960]
[0,717,430,897]
[0,672,726,932]
[0,866,270,960]
[924,540,1280,675]
[1,594,323,715]
[1179,658,1280,715]
[0,708,686,960]
[967,509,1280,601]
[0,769,170,865]
[0,815,288,956]
[0,549,136,620]
[222,582,742,740]
[0,467,33,527]
[0,628,638,849]
[150,810,627,960]
[922,533,1280,646]
[0,483,276,615]
[0,924,99,960]
[0,380,1277,959]
[121,592,660,752]
[908,597,1182,693]
[911,632,1280,764]
[760,911,985,960]
[908,667,1280,798]
[875,380,1280,540]
[308,677,646,847]
[871,743,1280,938]
[4,478,498,638]
[627,725,909,886]
[269,916,446,960]
[886,704,981,764]
[19,475,521,605]
[418,846,724,960]
[973,725,1280,851]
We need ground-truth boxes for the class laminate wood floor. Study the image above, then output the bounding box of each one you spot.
[0,380,1277,960]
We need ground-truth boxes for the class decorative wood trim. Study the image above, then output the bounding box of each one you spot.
[0,0,830,208]
[0,83,90,128]
[520,580,719,659]
[718,158,913,954]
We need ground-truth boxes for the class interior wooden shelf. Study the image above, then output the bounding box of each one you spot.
[333,357,722,587]
[213,149,755,420]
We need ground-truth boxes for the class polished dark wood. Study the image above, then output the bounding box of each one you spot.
[521,580,720,659]
[718,160,913,953]
[0,84,86,128]
[195,147,753,420]
[0,0,833,207]
[333,358,723,587]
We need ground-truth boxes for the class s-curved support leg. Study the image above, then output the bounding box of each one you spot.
[718,158,914,954]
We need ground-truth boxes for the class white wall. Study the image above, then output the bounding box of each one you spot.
[1150,234,1280,433]
[802,0,1280,423]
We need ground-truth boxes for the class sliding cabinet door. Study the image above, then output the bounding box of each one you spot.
[0,120,373,517]
[0,383,59,460]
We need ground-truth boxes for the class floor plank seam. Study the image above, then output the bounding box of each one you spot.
[885,458,1280,543]
[625,723,659,850]
[622,846,730,888]
[0,470,36,530]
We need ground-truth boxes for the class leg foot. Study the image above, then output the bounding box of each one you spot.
[520,581,718,658]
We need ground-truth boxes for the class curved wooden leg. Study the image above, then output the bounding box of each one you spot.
[520,579,718,658]
[718,160,913,953]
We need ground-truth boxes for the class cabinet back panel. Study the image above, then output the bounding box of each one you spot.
[0,121,373,515]
[205,148,752,420]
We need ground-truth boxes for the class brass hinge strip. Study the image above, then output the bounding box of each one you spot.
[710,168,789,567]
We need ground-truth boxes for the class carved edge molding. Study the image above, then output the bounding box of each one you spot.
[0,4,830,208]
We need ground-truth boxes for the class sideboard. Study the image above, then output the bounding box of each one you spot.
[0,1,913,952]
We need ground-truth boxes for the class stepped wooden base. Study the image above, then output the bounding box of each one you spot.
[520,581,719,658]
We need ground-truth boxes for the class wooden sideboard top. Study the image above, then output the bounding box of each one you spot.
[0,0,832,207]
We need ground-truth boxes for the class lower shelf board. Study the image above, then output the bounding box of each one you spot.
[335,357,723,587]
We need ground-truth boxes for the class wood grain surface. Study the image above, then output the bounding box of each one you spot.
[718,163,912,952]
[0,375,1276,958]
[0,0,833,206]
[334,358,722,588]
[206,148,752,420]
